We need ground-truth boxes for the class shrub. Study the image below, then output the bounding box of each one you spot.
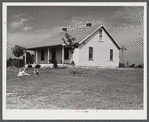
[7,58,25,68]
[119,63,125,67]
[53,59,58,68]
[12,59,18,67]
[7,59,9,67]
[28,64,32,68]
[26,52,34,64]
[49,59,53,63]
[35,64,41,68]
[19,59,25,67]
[129,64,135,68]
[136,65,143,68]
[7,58,12,67]
[71,61,75,66]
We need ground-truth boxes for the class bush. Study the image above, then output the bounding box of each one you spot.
[136,65,143,68]
[53,59,58,68]
[71,61,75,66]
[49,59,53,63]
[129,64,135,67]
[7,58,24,68]
[26,52,34,64]
[12,59,18,67]
[19,59,25,67]
[35,64,41,68]
[119,63,125,67]
[119,63,122,67]
[7,58,12,67]
[28,64,32,68]
[49,59,58,68]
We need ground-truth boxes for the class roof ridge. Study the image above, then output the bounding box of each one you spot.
[44,24,101,41]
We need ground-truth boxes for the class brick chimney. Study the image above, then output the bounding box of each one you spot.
[86,23,92,27]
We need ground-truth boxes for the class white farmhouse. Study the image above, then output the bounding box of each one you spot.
[25,23,121,67]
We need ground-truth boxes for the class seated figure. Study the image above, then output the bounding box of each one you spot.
[34,69,39,75]
[17,68,30,76]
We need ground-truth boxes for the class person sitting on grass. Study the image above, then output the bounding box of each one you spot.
[17,68,30,76]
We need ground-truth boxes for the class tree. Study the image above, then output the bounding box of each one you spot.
[12,45,25,68]
[62,33,79,65]
[7,57,12,67]
[26,52,34,64]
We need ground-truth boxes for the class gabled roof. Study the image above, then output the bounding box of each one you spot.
[26,25,121,50]
[79,25,121,50]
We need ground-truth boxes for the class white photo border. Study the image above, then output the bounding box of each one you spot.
[3,2,147,120]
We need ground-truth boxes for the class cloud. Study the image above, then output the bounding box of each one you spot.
[13,14,34,20]
[10,18,27,28]
[13,14,26,19]
[7,26,63,47]
[33,10,46,17]
[10,20,24,30]
[7,32,50,47]
[8,14,34,33]
[111,7,143,26]
[32,26,62,35]
[23,26,33,31]
[110,24,143,48]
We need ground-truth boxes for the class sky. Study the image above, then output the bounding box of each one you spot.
[7,6,144,66]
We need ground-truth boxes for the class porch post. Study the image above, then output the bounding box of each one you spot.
[62,46,64,63]
[24,50,26,65]
[36,49,38,64]
[47,47,49,63]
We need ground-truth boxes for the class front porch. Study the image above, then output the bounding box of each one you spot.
[25,45,73,65]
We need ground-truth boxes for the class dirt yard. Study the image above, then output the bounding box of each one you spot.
[6,66,143,109]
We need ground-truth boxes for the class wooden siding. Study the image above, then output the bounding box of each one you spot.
[78,28,119,67]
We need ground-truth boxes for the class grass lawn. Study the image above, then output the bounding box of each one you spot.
[6,66,143,109]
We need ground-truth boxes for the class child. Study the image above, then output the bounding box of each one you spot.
[34,69,39,75]
[17,68,30,76]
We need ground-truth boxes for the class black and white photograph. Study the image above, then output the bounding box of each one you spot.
[3,2,147,120]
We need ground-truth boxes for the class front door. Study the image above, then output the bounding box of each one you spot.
[64,47,70,63]
[52,48,56,60]
[64,47,69,60]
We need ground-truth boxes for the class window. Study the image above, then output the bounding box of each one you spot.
[89,47,93,60]
[41,49,44,61]
[110,49,113,61]
[99,29,103,41]
[64,47,69,60]
[99,29,102,35]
